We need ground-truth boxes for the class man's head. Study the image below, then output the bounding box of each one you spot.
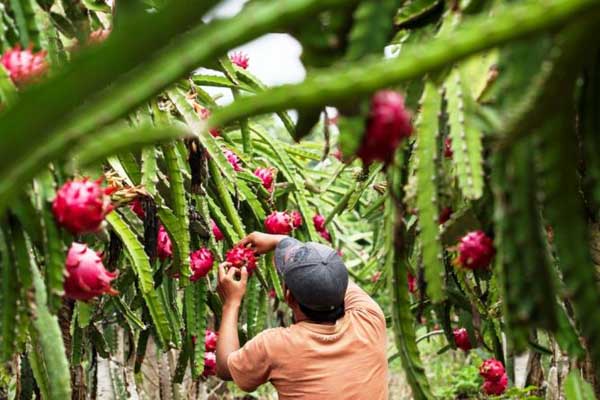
[274,237,348,323]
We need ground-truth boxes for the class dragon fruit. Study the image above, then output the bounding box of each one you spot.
[254,167,274,192]
[157,225,172,260]
[371,271,381,283]
[1,45,47,86]
[408,272,416,293]
[313,214,326,232]
[203,352,217,377]
[457,230,495,270]
[265,211,293,235]
[224,149,242,172]
[438,207,452,225]
[268,289,276,299]
[205,329,218,352]
[290,210,302,229]
[357,90,412,165]
[190,248,214,282]
[198,107,221,137]
[225,245,257,274]
[211,219,224,241]
[480,359,505,382]
[229,51,249,69]
[453,328,472,351]
[482,373,508,396]
[444,137,453,159]
[318,229,331,242]
[64,242,118,301]
[52,178,114,234]
[130,198,145,219]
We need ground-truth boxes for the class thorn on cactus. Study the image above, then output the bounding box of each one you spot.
[455,230,495,270]
[64,242,118,301]
[229,51,249,69]
[1,45,47,86]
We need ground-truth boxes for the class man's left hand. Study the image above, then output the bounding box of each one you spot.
[217,262,248,307]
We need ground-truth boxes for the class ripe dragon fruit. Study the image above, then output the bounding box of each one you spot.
[479,359,506,382]
[457,230,495,270]
[453,328,472,352]
[357,90,412,165]
[52,178,114,234]
[313,214,326,232]
[265,211,293,235]
[438,207,452,225]
[190,248,214,282]
[64,242,118,301]
[198,107,221,137]
[444,136,453,159]
[203,352,217,377]
[224,149,242,172]
[157,225,173,260]
[290,210,303,229]
[225,245,257,274]
[211,219,224,241]
[130,198,145,219]
[1,45,47,86]
[254,167,274,192]
[205,329,218,352]
[408,272,416,293]
[482,373,508,396]
[229,51,249,69]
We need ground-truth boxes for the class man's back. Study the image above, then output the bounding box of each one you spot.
[227,283,388,399]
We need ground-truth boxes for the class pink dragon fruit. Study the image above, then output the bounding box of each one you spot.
[229,51,249,69]
[157,225,172,260]
[52,178,114,234]
[225,245,257,275]
[130,198,145,219]
[453,328,472,352]
[313,214,326,232]
[290,210,302,229]
[254,167,274,192]
[64,242,118,301]
[264,211,293,235]
[190,248,214,282]
[1,45,47,86]
[205,329,218,352]
[408,272,416,293]
[268,289,276,299]
[480,359,505,382]
[211,219,224,241]
[456,230,495,270]
[224,149,242,172]
[438,207,452,225]
[444,137,453,159]
[357,90,412,165]
[199,107,221,137]
[203,352,217,377]
[482,373,508,395]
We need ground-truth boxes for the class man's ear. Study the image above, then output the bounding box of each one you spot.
[284,288,296,305]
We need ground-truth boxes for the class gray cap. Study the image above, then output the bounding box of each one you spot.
[274,237,348,311]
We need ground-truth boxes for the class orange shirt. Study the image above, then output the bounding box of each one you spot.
[227,283,388,399]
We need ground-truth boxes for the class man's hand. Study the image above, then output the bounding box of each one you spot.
[217,262,248,307]
[239,231,287,254]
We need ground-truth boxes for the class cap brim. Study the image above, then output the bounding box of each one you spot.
[274,237,303,275]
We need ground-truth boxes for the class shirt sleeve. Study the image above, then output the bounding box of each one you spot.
[227,331,271,392]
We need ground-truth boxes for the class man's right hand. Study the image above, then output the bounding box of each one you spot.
[239,232,286,254]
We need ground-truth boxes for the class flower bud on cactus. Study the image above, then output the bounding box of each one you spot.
[225,245,257,274]
[205,329,218,352]
[211,219,224,241]
[52,178,114,234]
[444,137,453,159]
[157,225,172,260]
[319,229,331,242]
[190,248,214,282]
[358,90,412,165]
[479,359,505,382]
[64,242,118,301]
[203,352,217,377]
[229,51,249,69]
[453,328,472,351]
[313,214,326,232]
[265,211,293,235]
[224,149,242,171]
[482,373,508,395]
[1,45,47,86]
[438,207,452,225]
[290,210,302,229]
[457,230,495,270]
[198,107,221,137]
[130,198,145,219]
[408,272,416,293]
[254,167,275,192]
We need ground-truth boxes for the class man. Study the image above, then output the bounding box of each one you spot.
[215,232,388,399]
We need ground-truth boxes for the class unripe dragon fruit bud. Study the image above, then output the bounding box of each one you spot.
[130,198,145,219]
[199,107,221,137]
[52,178,114,234]
[313,214,326,232]
[444,137,453,159]
[189,248,214,282]
[479,359,505,382]
[224,149,242,172]
[205,329,218,352]
[211,219,224,241]
[157,225,172,260]
[457,230,495,270]
[290,210,302,229]
[229,51,249,69]
[254,167,274,192]
[1,45,47,86]
[358,90,412,165]
[203,352,217,377]
[482,373,508,396]
[64,242,118,301]
[264,211,293,235]
[438,207,452,225]
[408,272,416,293]
[318,229,331,242]
[453,328,472,351]
[225,245,257,275]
